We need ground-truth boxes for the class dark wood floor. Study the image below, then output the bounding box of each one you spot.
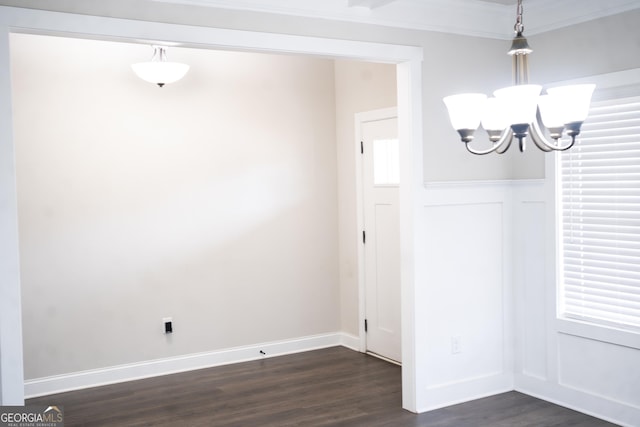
[28,346,618,426]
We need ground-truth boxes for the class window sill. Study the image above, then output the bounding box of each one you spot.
[556,317,640,350]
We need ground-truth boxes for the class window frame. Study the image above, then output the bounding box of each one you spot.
[550,68,640,349]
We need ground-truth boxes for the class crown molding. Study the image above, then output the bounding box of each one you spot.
[149,0,640,39]
[521,0,640,36]
[149,0,511,38]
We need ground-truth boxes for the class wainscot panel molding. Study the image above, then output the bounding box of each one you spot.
[511,177,640,427]
[418,180,518,411]
[24,333,356,398]
[512,180,547,382]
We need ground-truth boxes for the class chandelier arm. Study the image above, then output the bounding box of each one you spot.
[529,122,553,152]
[465,130,513,155]
[465,143,502,156]
[495,129,514,154]
[530,114,576,151]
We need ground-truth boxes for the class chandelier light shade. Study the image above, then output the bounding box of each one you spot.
[131,45,189,87]
[481,97,509,134]
[443,0,595,155]
[442,93,487,138]
[494,84,542,127]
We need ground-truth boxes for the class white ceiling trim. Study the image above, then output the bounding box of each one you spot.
[347,0,397,10]
[519,0,640,36]
[150,0,640,39]
[149,0,511,39]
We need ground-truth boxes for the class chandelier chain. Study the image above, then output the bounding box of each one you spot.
[514,0,524,34]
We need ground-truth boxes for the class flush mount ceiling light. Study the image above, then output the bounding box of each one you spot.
[443,0,595,155]
[131,45,189,88]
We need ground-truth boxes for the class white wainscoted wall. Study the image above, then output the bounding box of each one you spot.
[418,180,516,410]
[416,178,639,426]
[512,167,640,427]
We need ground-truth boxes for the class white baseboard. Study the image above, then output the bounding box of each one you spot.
[338,332,360,351]
[419,372,514,413]
[25,332,358,398]
[516,374,640,427]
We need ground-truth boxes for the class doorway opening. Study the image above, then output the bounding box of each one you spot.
[0,7,423,411]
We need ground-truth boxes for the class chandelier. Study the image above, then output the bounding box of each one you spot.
[442,0,595,155]
[131,45,190,88]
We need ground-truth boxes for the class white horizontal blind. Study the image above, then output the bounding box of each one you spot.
[559,96,640,330]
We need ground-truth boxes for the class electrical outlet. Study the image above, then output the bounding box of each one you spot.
[451,336,461,354]
[163,317,173,334]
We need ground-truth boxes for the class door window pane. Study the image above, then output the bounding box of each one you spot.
[373,138,400,185]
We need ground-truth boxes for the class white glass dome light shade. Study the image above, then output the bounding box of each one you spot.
[537,93,566,129]
[493,84,542,125]
[443,93,487,131]
[481,97,509,132]
[131,46,190,87]
[131,61,190,87]
[546,84,596,124]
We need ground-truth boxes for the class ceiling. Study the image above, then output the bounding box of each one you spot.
[150,0,640,39]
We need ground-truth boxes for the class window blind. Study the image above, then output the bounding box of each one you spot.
[559,96,640,330]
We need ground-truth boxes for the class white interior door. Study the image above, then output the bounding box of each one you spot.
[361,113,401,363]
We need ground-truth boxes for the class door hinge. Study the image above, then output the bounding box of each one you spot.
[362,230,366,244]
[360,140,364,154]
[364,318,368,332]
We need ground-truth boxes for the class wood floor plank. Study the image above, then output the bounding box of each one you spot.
[27,346,618,426]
